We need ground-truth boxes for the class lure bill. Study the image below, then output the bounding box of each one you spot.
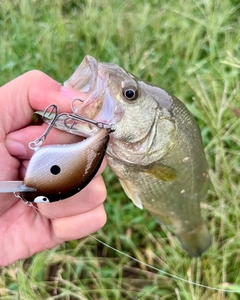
[0,181,36,193]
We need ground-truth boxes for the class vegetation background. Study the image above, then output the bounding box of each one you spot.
[0,0,240,299]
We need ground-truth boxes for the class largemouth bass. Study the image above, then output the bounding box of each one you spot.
[57,56,211,257]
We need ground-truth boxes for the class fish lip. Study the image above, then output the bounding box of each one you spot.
[64,55,109,120]
[64,55,98,94]
[62,56,123,136]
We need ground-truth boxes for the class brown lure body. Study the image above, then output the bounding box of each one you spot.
[20,129,109,203]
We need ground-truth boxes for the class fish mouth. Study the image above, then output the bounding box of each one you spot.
[63,56,122,137]
[64,56,100,108]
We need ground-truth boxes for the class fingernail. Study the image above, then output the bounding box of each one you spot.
[60,86,85,100]
[5,140,27,158]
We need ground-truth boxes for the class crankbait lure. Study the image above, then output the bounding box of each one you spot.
[0,103,115,203]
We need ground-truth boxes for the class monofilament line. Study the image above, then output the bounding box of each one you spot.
[38,207,238,294]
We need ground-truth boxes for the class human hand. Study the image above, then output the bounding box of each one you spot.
[0,71,107,266]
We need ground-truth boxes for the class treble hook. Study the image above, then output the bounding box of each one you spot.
[29,99,116,151]
[71,98,84,115]
[66,113,116,132]
[29,104,59,150]
[69,98,116,132]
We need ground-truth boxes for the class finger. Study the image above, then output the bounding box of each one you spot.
[0,142,20,180]
[52,204,107,241]
[37,175,107,218]
[1,70,85,134]
[5,124,82,159]
[28,71,86,112]
[0,193,19,217]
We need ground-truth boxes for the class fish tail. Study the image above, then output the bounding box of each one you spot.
[177,222,212,257]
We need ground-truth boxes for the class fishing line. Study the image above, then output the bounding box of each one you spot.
[30,203,237,294]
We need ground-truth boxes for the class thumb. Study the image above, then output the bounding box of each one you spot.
[0,70,73,135]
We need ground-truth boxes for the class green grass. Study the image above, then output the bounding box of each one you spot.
[0,0,240,299]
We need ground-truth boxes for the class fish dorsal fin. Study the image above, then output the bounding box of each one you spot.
[118,178,143,209]
[144,163,177,181]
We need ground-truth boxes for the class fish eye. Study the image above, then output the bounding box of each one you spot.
[122,87,138,101]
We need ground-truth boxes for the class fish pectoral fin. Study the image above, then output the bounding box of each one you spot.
[144,163,177,182]
[119,178,143,209]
